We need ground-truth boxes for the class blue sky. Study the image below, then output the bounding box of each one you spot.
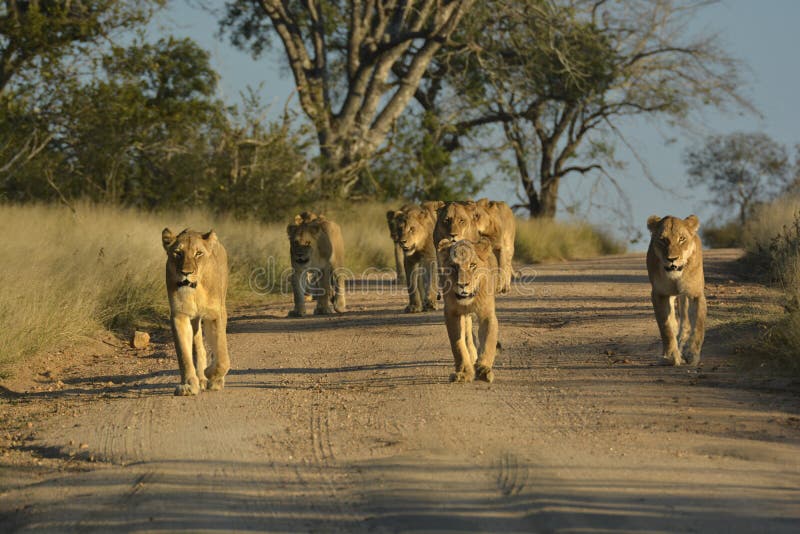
[151,1,800,246]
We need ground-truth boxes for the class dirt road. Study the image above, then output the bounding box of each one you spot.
[2,250,800,532]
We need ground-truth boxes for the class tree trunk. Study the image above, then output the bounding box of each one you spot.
[537,173,560,218]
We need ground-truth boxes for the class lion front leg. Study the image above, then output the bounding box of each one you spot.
[475,312,499,383]
[684,294,706,366]
[422,256,439,311]
[446,313,475,383]
[404,259,423,313]
[171,315,200,396]
[288,269,308,317]
[394,242,407,284]
[203,314,230,391]
[191,317,208,391]
[652,292,682,365]
[332,268,347,313]
[314,266,335,315]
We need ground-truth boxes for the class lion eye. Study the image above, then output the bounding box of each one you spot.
[195,251,204,257]
[678,236,686,243]
[470,263,477,269]
[459,218,465,224]
[409,227,414,233]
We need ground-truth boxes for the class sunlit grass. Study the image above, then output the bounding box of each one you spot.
[0,201,624,373]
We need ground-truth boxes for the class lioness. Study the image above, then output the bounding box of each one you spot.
[287,212,346,317]
[386,207,410,284]
[438,237,500,383]
[475,198,516,293]
[162,228,230,396]
[434,201,479,243]
[646,214,706,366]
[396,202,442,312]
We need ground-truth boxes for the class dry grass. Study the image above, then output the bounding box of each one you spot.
[740,195,800,375]
[514,217,625,263]
[0,201,623,374]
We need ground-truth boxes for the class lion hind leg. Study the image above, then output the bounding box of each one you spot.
[684,294,706,366]
[204,315,230,391]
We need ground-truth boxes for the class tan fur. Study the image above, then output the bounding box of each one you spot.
[434,201,480,244]
[475,198,516,293]
[387,206,414,284]
[437,238,500,383]
[287,212,346,317]
[162,228,230,396]
[396,203,441,312]
[646,214,706,366]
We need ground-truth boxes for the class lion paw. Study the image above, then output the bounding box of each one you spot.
[313,307,334,315]
[404,304,423,313]
[207,377,225,391]
[198,377,208,391]
[449,370,475,383]
[475,365,495,383]
[288,309,305,318]
[660,350,684,366]
[174,383,200,396]
[422,301,439,312]
[685,350,701,367]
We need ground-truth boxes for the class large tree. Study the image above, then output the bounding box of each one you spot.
[0,0,163,174]
[404,0,749,218]
[219,0,474,197]
[685,132,791,225]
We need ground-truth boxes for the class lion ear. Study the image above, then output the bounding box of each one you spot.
[202,230,218,247]
[685,215,700,234]
[162,228,175,252]
[647,215,661,233]
[294,213,304,224]
[386,210,397,223]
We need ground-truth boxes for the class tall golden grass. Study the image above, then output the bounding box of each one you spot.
[514,217,625,263]
[741,195,800,374]
[0,201,622,374]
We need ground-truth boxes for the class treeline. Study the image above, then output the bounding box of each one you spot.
[0,1,750,222]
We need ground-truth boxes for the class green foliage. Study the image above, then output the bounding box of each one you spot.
[686,132,791,224]
[370,112,487,201]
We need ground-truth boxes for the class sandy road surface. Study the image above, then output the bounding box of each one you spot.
[2,250,800,532]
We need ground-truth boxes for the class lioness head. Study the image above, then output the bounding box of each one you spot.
[162,228,219,289]
[287,217,323,266]
[437,201,477,240]
[438,238,495,305]
[647,215,700,276]
[397,207,432,256]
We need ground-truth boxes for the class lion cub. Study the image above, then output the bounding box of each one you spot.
[162,228,230,396]
[287,212,346,317]
[437,237,500,383]
[646,215,707,366]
